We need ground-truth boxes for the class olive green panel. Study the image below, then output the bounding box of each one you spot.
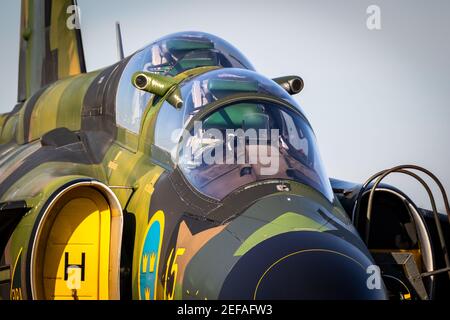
[18,71,100,143]
[0,143,42,199]
[0,115,18,144]
[0,113,9,144]
[125,166,164,300]
[0,267,10,283]
[16,100,28,144]
[55,72,99,131]
[116,127,139,153]
[234,212,327,257]
[288,181,353,229]
[28,78,73,140]
[139,97,161,155]
[0,162,103,203]
[0,114,7,129]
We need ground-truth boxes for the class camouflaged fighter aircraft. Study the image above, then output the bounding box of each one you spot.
[1,0,450,301]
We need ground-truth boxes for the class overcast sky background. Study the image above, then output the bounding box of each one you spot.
[1,0,449,211]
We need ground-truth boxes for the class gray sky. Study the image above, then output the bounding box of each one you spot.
[1,0,449,211]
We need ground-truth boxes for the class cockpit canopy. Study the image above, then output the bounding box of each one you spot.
[153,68,334,202]
[139,31,255,76]
[155,68,306,151]
[115,32,333,203]
[116,31,255,134]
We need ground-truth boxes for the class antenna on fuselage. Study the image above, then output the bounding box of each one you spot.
[115,22,125,61]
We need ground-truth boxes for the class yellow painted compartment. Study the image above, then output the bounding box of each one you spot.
[36,188,111,300]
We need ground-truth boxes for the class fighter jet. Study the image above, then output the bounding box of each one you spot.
[1,0,449,300]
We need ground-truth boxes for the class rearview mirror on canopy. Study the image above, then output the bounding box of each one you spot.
[272,76,304,95]
[132,71,184,109]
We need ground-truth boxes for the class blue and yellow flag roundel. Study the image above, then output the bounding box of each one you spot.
[138,210,165,300]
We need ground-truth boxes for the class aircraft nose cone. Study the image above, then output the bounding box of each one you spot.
[254,248,382,300]
[219,231,388,300]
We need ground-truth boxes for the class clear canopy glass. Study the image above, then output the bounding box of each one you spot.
[153,68,333,202]
[116,32,255,133]
[176,100,334,202]
[135,31,255,76]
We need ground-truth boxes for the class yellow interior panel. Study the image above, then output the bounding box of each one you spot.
[42,189,111,300]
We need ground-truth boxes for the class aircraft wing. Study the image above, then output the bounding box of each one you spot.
[17,0,86,102]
